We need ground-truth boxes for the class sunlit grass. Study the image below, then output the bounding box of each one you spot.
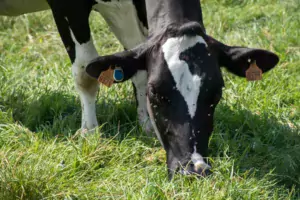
[0,0,299,199]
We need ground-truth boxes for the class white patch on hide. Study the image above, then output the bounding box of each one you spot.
[162,36,207,118]
[93,0,147,49]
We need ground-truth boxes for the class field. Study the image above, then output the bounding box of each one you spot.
[0,0,299,199]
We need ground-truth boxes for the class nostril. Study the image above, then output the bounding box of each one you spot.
[194,160,211,171]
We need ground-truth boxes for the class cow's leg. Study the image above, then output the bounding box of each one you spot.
[71,37,99,131]
[48,1,99,131]
[93,1,153,134]
[131,71,153,135]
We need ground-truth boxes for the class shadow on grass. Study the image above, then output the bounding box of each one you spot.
[211,103,300,189]
[0,89,140,138]
[1,89,299,189]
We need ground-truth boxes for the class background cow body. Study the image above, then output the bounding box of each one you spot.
[1,0,152,131]
[47,0,150,132]
[0,0,49,16]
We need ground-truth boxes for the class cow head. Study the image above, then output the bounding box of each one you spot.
[86,22,279,179]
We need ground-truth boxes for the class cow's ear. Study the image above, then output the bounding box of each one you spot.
[86,44,147,83]
[207,36,279,77]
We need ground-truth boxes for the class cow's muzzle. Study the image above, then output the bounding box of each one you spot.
[179,161,211,177]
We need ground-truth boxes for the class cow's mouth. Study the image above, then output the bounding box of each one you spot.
[176,160,212,177]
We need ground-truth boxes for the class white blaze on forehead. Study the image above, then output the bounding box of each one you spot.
[162,36,207,118]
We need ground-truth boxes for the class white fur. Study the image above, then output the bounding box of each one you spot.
[162,36,207,118]
[131,70,152,134]
[70,31,99,130]
[93,0,147,49]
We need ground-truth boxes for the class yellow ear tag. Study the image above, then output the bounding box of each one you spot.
[98,66,114,87]
[246,60,262,81]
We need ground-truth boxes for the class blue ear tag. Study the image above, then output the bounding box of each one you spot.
[113,67,124,82]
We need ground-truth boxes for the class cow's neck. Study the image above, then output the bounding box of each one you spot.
[145,0,203,35]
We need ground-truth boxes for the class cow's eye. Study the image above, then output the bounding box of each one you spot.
[152,93,166,104]
[205,88,222,107]
[149,91,169,106]
[148,85,171,105]
[148,87,159,101]
[147,86,156,97]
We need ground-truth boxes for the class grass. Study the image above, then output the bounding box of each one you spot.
[0,0,299,199]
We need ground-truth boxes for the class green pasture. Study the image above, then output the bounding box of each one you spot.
[0,0,299,199]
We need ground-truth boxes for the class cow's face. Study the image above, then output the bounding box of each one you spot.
[85,23,279,178]
[145,34,224,177]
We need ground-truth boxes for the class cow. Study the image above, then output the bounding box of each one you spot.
[85,0,279,178]
[1,0,279,178]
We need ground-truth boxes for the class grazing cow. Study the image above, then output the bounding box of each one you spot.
[85,0,279,178]
[1,0,279,177]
